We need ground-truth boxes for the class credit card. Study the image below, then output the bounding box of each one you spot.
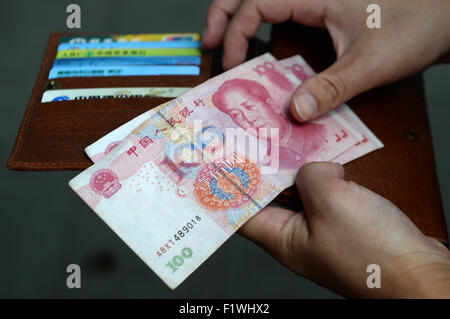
[52,56,201,68]
[42,87,190,102]
[59,33,200,44]
[57,40,201,51]
[48,65,200,79]
[56,48,201,59]
[114,33,200,42]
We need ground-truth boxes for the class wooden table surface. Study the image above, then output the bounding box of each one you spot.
[271,22,448,244]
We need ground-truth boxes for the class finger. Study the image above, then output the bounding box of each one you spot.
[202,0,243,49]
[290,49,383,122]
[297,161,345,196]
[222,0,327,69]
[296,161,345,217]
[222,0,292,69]
[239,162,343,271]
[238,205,308,262]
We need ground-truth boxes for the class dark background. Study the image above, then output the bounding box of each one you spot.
[0,0,449,298]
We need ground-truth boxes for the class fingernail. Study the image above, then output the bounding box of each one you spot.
[295,91,318,121]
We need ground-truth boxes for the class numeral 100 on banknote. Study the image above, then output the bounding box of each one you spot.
[166,247,193,273]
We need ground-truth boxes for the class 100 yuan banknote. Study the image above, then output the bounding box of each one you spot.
[278,55,384,163]
[84,55,381,165]
[69,53,361,288]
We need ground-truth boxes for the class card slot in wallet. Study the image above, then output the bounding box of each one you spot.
[44,75,207,90]
[8,32,213,170]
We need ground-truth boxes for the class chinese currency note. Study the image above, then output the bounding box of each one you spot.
[69,53,382,288]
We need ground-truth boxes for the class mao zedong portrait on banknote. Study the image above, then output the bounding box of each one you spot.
[211,77,327,170]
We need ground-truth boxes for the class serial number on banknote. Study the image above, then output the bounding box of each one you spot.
[156,215,202,258]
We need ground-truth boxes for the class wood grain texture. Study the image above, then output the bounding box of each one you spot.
[271,22,448,244]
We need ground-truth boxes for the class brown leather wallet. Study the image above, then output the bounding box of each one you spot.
[7,32,214,170]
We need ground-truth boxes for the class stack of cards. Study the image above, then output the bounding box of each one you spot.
[43,33,201,103]
[49,33,202,79]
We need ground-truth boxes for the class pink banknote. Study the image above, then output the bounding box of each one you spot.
[86,55,382,165]
[279,55,383,163]
[85,102,169,163]
[69,53,362,289]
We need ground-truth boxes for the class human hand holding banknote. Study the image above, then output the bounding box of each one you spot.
[202,0,450,297]
[240,162,450,298]
[203,0,450,121]
[69,51,450,295]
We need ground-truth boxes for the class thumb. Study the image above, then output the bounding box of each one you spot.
[290,53,378,122]
[238,205,303,263]
[296,161,345,216]
[238,162,345,269]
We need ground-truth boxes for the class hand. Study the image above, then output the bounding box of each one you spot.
[239,162,450,298]
[202,0,450,122]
